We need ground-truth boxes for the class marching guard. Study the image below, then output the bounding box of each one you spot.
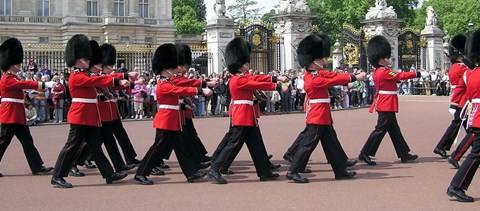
[0,37,54,177]
[447,29,480,202]
[208,37,288,184]
[286,34,362,183]
[434,35,469,159]
[358,35,428,165]
[133,43,213,185]
[50,34,130,188]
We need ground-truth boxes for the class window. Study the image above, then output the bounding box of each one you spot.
[139,0,149,18]
[145,37,153,44]
[39,37,49,43]
[119,36,129,44]
[37,0,50,16]
[0,0,12,15]
[113,0,125,16]
[87,0,98,16]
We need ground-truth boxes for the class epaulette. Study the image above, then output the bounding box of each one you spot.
[312,71,319,76]
[459,63,466,67]
[159,76,169,82]
[237,72,245,76]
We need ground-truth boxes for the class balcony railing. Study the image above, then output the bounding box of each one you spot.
[0,15,160,26]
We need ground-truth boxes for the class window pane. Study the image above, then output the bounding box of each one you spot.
[37,1,42,16]
[44,0,49,16]
[119,3,124,16]
[6,0,11,15]
[0,0,4,15]
[93,2,97,16]
[113,3,118,16]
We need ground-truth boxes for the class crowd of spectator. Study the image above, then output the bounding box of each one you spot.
[6,58,453,126]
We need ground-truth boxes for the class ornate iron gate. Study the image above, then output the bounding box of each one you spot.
[398,28,421,71]
[237,23,281,73]
[341,23,367,71]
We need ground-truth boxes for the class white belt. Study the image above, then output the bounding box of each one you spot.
[451,85,457,89]
[233,100,254,105]
[471,99,480,103]
[1,98,24,103]
[309,98,330,104]
[158,105,180,110]
[109,99,118,103]
[71,98,98,103]
[378,90,397,95]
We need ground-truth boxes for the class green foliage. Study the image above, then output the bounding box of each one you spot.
[412,0,480,36]
[261,9,276,24]
[172,0,206,34]
[173,6,206,35]
[227,0,263,24]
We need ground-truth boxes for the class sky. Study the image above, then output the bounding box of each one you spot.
[205,0,277,20]
[205,0,426,20]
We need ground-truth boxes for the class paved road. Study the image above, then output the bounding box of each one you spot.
[0,95,478,210]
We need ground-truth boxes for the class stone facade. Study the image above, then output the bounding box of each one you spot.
[0,0,175,44]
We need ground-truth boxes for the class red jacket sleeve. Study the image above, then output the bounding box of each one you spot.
[171,77,204,87]
[383,70,418,81]
[5,78,44,90]
[71,73,118,88]
[236,76,276,91]
[311,73,352,89]
[157,83,200,97]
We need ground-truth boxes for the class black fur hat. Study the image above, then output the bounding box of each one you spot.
[449,35,467,63]
[465,29,480,67]
[297,34,331,69]
[89,40,102,69]
[225,37,251,74]
[64,34,92,68]
[100,43,117,66]
[183,44,192,66]
[152,43,178,75]
[0,37,23,72]
[367,35,391,67]
[175,44,186,66]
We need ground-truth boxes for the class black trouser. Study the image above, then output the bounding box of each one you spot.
[451,131,475,161]
[361,112,410,158]
[210,126,271,177]
[185,118,208,156]
[450,127,480,190]
[288,124,348,175]
[285,129,306,158]
[111,119,137,162]
[159,125,203,169]
[211,124,233,162]
[436,108,466,151]
[0,124,44,172]
[75,122,126,171]
[52,124,114,178]
[136,129,197,178]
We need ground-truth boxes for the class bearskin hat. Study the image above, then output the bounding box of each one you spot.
[89,40,103,69]
[0,37,23,72]
[100,43,117,66]
[152,43,178,75]
[449,34,467,63]
[225,37,251,74]
[64,34,92,68]
[183,44,192,66]
[367,35,391,67]
[175,44,186,66]
[297,34,331,69]
[465,29,480,67]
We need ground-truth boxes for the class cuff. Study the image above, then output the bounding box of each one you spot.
[124,72,128,79]
[272,76,278,83]
[416,72,421,77]
[201,80,207,88]
[39,82,45,89]
[196,87,203,95]
[350,75,357,82]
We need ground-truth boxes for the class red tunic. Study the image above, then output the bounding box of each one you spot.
[67,69,121,127]
[229,73,277,126]
[449,63,469,108]
[465,68,480,127]
[97,73,126,122]
[153,77,200,131]
[369,67,418,113]
[0,72,45,125]
[170,75,205,120]
[304,69,353,125]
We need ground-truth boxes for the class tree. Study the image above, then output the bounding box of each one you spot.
[173,6,206,35]
[172,0,206,34]
[261,9,276,24]
[227,0,264,24]
[412,0,480,36]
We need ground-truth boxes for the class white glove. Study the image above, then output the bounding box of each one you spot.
[44,81,55,88]
[420,71,429,79]
[449,108,456,116]
[28,90,39,99]
[202,88,213,96]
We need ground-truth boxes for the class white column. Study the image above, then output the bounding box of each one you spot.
[421,26,445,71]
[206,18,236,74]
[129,0,139,17]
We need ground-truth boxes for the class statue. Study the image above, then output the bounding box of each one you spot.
[425,6,438,27]
[365,0,397,19]
[214,0,226,17]
[275,0,310,14]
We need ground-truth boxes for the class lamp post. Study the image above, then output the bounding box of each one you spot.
[468,22,474,35]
